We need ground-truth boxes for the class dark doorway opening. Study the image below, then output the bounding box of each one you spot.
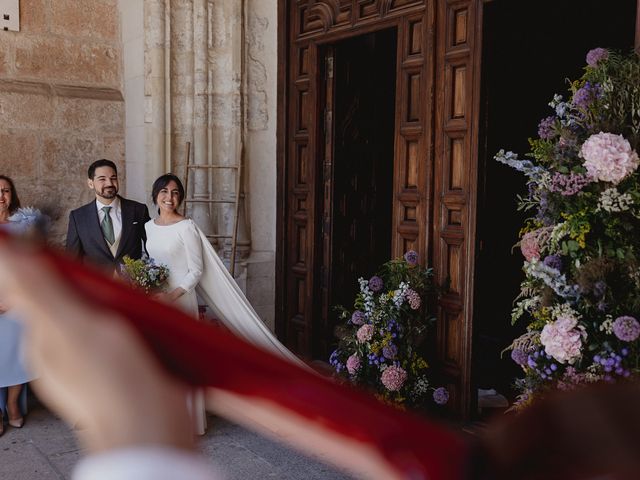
[319,28,397,357]
[475,0,637,414]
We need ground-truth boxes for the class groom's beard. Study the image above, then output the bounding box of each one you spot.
[97,186,118,200]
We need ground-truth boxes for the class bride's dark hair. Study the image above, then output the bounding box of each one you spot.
[151,173,185,210]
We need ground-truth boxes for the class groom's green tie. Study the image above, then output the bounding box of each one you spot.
[101,206,115,245]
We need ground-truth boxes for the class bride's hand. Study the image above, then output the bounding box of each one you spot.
[154,288,185,304]
[152,291,170,303]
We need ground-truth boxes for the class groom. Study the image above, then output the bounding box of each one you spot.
[66,159,150,272]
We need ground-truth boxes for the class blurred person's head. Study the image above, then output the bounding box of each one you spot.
[0,175,21,217]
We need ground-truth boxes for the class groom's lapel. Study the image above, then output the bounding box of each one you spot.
[115,197,133,259]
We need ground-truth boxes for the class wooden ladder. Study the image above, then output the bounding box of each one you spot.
[182,141,243,277]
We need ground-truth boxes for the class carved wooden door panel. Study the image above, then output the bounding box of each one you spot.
[278,2,481,418]
[432,0,481,418]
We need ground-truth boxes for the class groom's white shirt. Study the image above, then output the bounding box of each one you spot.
[96,197,122,241]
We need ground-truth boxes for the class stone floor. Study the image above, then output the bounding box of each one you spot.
[0,402,355,480]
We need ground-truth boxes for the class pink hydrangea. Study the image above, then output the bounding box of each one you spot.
[520,231,540,261]
[380,365,407,392]
[346,354,361,375]
[405,289,421,310]
[580,132,639,184]
[540,314,586,364]
[356,324,374,343]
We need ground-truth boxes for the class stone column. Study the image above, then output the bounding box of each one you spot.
[143,0,168,201]
[209,0,250,266]
[191,0,212,233]
[169,0,193,178]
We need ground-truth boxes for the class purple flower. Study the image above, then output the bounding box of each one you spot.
[404,250,419,266]
[543,254,563,271]
[573,81,603,109]
[433,387,449,405]
[538,116,556,140]
[511,348,529,366]
[382,343,398,360]
[612,316,640,342]
[586,48,609,67]
[368,276,384,293]
[351,310,365,326]
[548,172,592,196]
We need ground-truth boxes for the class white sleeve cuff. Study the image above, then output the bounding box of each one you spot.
[72,447,221,480]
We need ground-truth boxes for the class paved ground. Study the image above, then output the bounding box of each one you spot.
[0,402,355,480]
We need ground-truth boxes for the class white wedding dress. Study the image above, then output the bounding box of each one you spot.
[145,219,306,433]
[145,218,304,365]
[146,218,207,434]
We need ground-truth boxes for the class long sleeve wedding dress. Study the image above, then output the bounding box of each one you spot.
[145,217,306,369]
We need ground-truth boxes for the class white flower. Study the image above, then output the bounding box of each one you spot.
[596,187,634,212]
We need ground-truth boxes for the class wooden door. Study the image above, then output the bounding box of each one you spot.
[318,30,398,356]
[277,0,436,359]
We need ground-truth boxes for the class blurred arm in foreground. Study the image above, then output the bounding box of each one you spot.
[0,240,216,480]
[2,235,640,480]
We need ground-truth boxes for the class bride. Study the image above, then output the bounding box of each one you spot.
[145,174,305,431]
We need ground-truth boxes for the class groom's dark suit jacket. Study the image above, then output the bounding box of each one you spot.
[66,196,151,270]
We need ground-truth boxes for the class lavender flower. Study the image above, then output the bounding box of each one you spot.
[351,310,366,326]
[404,250,419,266]
[538,116,556,140]
[511,348,529,366]
[433,387,449,405]
[586,48,609,67]
[542,254,563,272]
[548,172,592,196]
[612,316,640,342]
[382,343,398,360]
[368,275,384,293]
[572,81,603,109]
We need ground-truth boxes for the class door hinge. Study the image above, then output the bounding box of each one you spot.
[326,55,334,79]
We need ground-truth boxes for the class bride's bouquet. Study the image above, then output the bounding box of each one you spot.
[120,254,169,293]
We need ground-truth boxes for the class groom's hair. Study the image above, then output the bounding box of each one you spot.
[88,159,118,179]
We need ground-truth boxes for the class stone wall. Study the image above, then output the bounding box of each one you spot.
[0,0,124,244]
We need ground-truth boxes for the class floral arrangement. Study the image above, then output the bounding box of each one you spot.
[329,251,448,408]
[497,49,640,408]
[7,207,50,236]
[120,254,169,294]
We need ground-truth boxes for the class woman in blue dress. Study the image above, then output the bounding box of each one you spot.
[0,175,35,433]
